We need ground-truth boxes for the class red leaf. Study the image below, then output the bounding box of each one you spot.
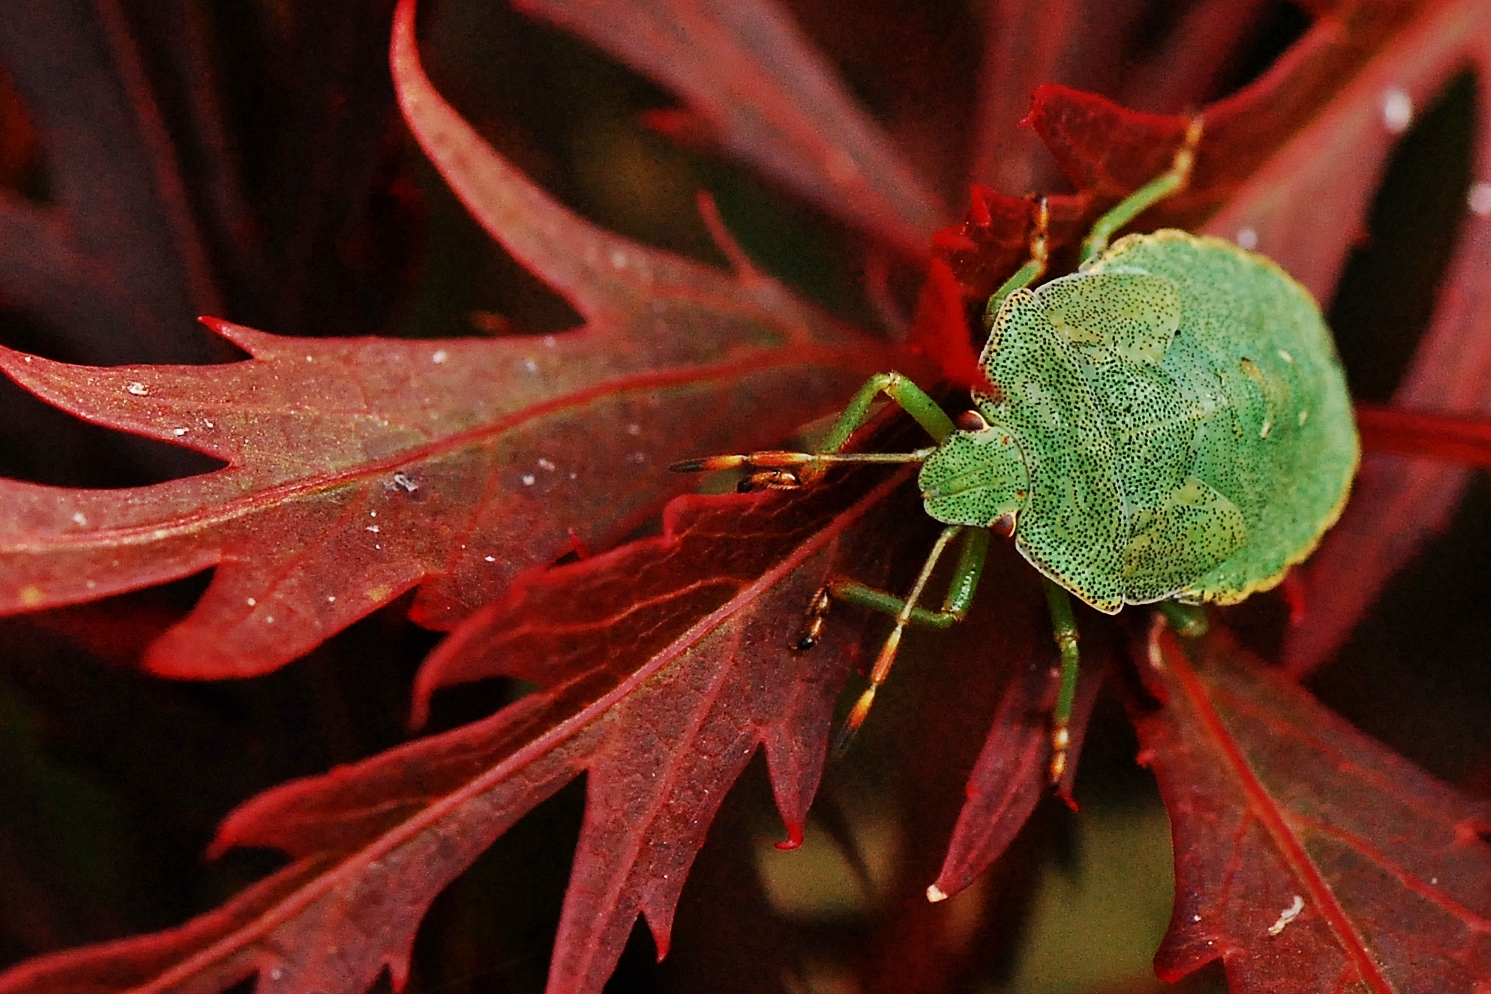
[0,4,906,678]
[1219,0,1491,674]
[0,460,922,994]
[0,861,328,994]
[511,0,946,256]
[928,647,1109,902]
[1132,621,1491,991]
[0,4,223,364]
[1355,404,1491,469]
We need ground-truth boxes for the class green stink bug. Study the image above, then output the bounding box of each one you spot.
[673,120,1359,783]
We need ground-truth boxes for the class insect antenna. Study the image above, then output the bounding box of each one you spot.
[834,524,963,754]
[669,448,935,474]
[670,447,935,491]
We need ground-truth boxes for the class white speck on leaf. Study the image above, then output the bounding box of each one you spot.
[327,596,337,603]
[246,597,256,607]
[369,510,377,518]
[1193,914,1202,922]
[305,355,314,363]
[1277,349,1294,363]
[1235,227,1258,250]
[569,471,578,480]
[172,427,189,436]
[71,512,87,526]
[366,525,380,533]
[390,472,418,493]
[610,249,627,269]
[1469,181,1491,217]
[537,458,556,471]
[1299,409,1310,426]
[626,423,641,435]
[543,335,557,347]
[1268,895,1304,936]
[265,616,275,624]
[432,349,448,364]
[524,358,538,372]
[521,474,536,486]
[485,555,496,562]
[630,452,646,463]
[204,420,214,428]
[1382,88,1413,133]
[126,382,149,396]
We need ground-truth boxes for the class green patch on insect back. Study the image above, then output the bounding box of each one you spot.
[973,229,1358,612]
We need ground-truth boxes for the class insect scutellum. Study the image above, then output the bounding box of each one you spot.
[671,112,1359,798]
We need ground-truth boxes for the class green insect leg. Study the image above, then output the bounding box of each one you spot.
[1042,577,1082,785]
[1156,600,1208,637]
[984,198,1050,327]
[824,525,985,751]
[1079,117,1204,264]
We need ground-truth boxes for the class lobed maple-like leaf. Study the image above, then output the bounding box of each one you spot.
[927,648,1108,903]
[509,0,946,256]
[1132,621,1491,991]
[0,0,904,679]
[6,1,1491,992]
[0,457,923,994]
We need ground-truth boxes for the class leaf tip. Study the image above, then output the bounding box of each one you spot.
[926,883,949,903]
[774,822,804,851]
[197,315,272,355]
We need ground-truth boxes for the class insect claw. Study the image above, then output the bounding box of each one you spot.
[793,586,832,650]
[737,470,801,492]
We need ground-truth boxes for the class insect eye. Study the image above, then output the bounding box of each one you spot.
[956,410,990,432]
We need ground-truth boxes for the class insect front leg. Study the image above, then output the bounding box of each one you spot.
[669,372,954,490]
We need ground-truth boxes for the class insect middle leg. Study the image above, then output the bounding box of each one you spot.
[798,527,991,750]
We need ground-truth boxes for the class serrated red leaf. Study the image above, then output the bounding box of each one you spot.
[0,5,906,678]
[928,648,1108,902]
[511,0,945,256]
[0,459,926,994]
[1132,621,1491,992]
